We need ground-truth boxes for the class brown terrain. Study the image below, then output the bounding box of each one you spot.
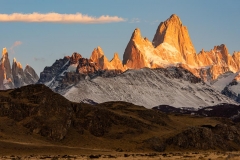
[0,84,240,159]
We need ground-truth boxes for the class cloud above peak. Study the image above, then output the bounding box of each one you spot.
[0,12,125,23]
[10,41,22,54]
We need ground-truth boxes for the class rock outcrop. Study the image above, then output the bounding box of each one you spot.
[77,58,99,74]
[167,124,240,150]
[38,56,70,84]
[0,84,74,140]
[70,52,82,64]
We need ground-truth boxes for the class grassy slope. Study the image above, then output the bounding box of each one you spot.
[0,84,237,155]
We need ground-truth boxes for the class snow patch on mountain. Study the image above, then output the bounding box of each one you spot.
[143,45,167,67]
[161,42,179,53]
[67,63,78,72]
[228,84,240,95]
[63,67,237,109]
[211,71,236,92]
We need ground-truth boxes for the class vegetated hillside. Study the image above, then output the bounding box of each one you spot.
[1,84,240,155]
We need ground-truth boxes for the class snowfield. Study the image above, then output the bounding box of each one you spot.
[63,67,237,109]
[211,71,237,92]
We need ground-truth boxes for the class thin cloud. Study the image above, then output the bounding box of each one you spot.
[10,41,22,54]
[129,18,140,23]
[34,57,45,62]
[0,12,125,23]
[151,20,160,25]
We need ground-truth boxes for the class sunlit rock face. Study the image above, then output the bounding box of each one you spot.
[152,14,197,66]
[122,14,240,82]
[0,48,14,89]
[232,51,240,69]
[110,53,126,71]
[123,14,198,71]
[90,46,115,70]
[197,44,238,80]
[0,48,39,90]
[35,13,240,105]
[123,28,152,69]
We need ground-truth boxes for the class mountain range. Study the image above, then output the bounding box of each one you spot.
[123,14,240,82]
[35,14,240,108]
[2,13,240,155]
[1,14,240,108]
[0,48,39,89]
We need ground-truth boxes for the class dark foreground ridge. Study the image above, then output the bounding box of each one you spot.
[1,84,240,154]
[154,103,240,122]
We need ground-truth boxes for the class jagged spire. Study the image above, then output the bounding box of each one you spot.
[131,28,142,40]
[168,14,182,25]
[90,46,105,62]
[2,48,8,57]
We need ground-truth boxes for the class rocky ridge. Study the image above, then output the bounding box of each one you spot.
[63,67,237,109]
[38,52,123,93]
[123,14,240,82]
[38,14,240,84]
[37,14,240,105]
[154,103,240,122]
[0,48,38,89]
[206,71,240,103]
[38,50,238,109]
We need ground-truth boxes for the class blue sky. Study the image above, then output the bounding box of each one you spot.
[0,0,240,75]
